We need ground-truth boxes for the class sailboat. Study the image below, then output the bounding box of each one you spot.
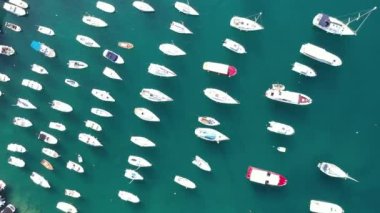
[313,6,377,36]
[317,162,359,182]
[230,12,264,31]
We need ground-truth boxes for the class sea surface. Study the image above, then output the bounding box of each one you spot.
[1,0,380,212]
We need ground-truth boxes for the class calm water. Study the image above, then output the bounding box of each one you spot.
[1,0,380,212]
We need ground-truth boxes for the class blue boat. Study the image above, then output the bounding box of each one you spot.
[31,40,56,58]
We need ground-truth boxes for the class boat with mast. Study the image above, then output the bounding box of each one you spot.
[170,21,193,34]
[148,63,177,77]
[130,136,156,147]
[124,169,144,183]
[14,98,37,109]
[203,88,239,104]
[103,67,122,80]
[118,190,140,203]
[300,43,342,66]
[128,155,152,168]
[174,1,199,16]
[317,162,359,182]
[132,1,155,12]
[82,14,108,27]
[174,175,196,189]
[76,35,101,48]
[159,43,186,56]
[230,13,264,31]
[134,107,160,122]
[91,88,115,102]
[140,88,173,102]
[265,84,312,106]
[91,107,113,117]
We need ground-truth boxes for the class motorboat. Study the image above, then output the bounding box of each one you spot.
[312,7,377,36]
[0,204,15,213]
[65,189,81,198]
[128,155,152,168]
[3,2,27,16]
[159,43,186,56]
[0,73,10,82]
[103,49,124,64]
[31,64,48,74]
[30,172,50,188]
[82,14,108,27]
[148,63,177,77]
[267,121,295,136]
[0,180,6,192]
[41,159,54,170]
[49,122,66,131]
[14,98,37,109]
[21,79,43,91]
[292,62,317,77]
[118,42,134,49]
[130,136,156,147]
[67,161,84,173]
[30,40,56,58]
[265,84,312,106]
[0,45,15,56]
[4,22,21,32]
[192,155,211,172]
[132,1,154,12]
[96,1,115,13]
[246,166,287,187]
[7,143,26,153]
[13,117,32,127]
[50,100,73,113]
[202,62,237,77]
[198,116,220,126]
[8,156,25,168]
[42,147,60,158]
[174,1,199,16]
[134,107,160,122]
[222,38,247,54]
[203,88,239,104]
[67,60,88,69]
[65,79,79,88]
[230,13,264,31]
[174,175,196,189]
[170,21,193,34]
[76,35,100,48]
[56,202,77,213]
[118,190,140,203]
[84,120,102,131]
[277,147,287,153]
[91,88,115,102]
[37,25,55,36]
[9,0,28,8]
[103,67,122,80]
[78,133,103,147]
[91,107,113,117]
[124,169,144,182]
[194,127,229,143]
[318,162,358,182]
[300,43,342,66]
[140,88,173,102]
[310,200,344,213]
[38,131,58,144]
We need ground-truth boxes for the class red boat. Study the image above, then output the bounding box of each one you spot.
[246,166,287,186]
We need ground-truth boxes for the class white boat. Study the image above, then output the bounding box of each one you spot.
[56,202,77,213]
[30,40,56,58]
[203,88,239,104]
[130,136,156,147]
[0,73,10,82]
[3,2,27,16]
[132,1,154,12]
[318,162,358,182]
[222,38,247,54]
[174,1,199,16]
[8,156,25,168]
[67,161,84,173]
[170,21,193,34]
[65,189,81,198]
[9,0,28,9]
[277,147,287,153]
[67,60,88,69]
[313,7,377,36]
[265,84,312,106]
[42,147,60,158]
[148,63,177,77]
[91,88,115,102]
[230,13,264,31]
[118,41,134,49]
[267,121,295,136]
[38,131,58,144]
[202,62,238,77]
[174,175,196,189]
[76,35,101,48]
[310,200,344,213]
[197,116,220,126]
[103,67,122,80]
[118,190,140,203]
[0,180,6,191]
[159,43,186,56]
[49,122,66,131]
[77,154,83,163]
[5,22,22,32]
[128,155,152,168]
[82,14,108,27]
[91,107,113,117]
[14,98,37,109]
[292,62,317,77]
[192,155,211,172]
[140,88,173,102]
[84,120,102,131]
[103,49,124,64]
[65,79,79,88]
[96,1,115,13]
[13,117,32,127]
[21,79,43,91]
[0,45,15,56]
[194,127,229,143]
[124,169,143,182]
[37,25,55,36]
[31,64,48,74]
[7,143,26,153]
[134,107,160,122]
[78,133,103,147]
[50,100,73,113]
[300,43,342,66]
[30,172,50,188]
[246,166,288,187]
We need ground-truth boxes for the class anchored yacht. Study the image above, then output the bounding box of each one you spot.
[265,84,312,106]
[300,43,342,66]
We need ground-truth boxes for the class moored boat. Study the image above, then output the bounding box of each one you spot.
[91,88,115,102]
[265,84,312,106]
[300,43,342,66]
[91,107,113,117]
[30,172,50,188]
[174,1,199,16]
[9,0,28,9]
[84,120,102,131]
[159,43,186,56]
[77,154,83,163]
[118,190,140,203]
[118,42,134,49]
[103,49,124,64]
[41,159,54,170]
[76,35,101,48]
[31,64,48,74]
[103,67,122,80]
[128,155,152,168]
[78,133,103,147]
[8,156,25,168]
[0,180,6,191]
[170,21,193,34]
[21,79,43,91]
[132,1,154,12]
[246,166,287,186]
[198,116,220,126]
[292,62,317,77]
[310,200,344,213]
[124,169,144,182]
[65,79,79,88]
[130,136,156,147]
[67,60,88,69]
[202,62,237,77]
[56,202,77,213]
[222,38,246,54]
[4,22,21,32]
[134,107,160,122]
[96,1,115,13]
[267,121,295,136]
[203,88,239,104]
[192,155,211,172]
[13,117,32,127]
[49,122,66,131]
[37,25,55,36]
[194,127,229,143]
[50,100,73,113]
[14,98,37,109]
[148,63,177,77]
[140,88,173,102]
[42,147,60,158]
[174,175,196,189]
[31,40,56,58]
[0,45,15,56]
[38,131,58,144]
[66,160,84,173]
[230,13,264,31]
[0,73,10,82]
[65,189,81,198]
[317,162,358,182]
[82,14,108,27]
[3,2,27,16]
[7,143,26,153]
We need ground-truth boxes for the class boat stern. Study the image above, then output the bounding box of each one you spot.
[228,66,238,77]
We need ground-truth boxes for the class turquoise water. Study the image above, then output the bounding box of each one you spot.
[1,0,380,212]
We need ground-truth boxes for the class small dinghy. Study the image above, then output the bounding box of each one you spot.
[198,116,220,126]
[192,155,211,172]
[37,25,55,36]
[84,120,102,131]
[134,107,160,122]
[82,14,108,27]
[65,189,81,198]
[5,22,22,32]
[128,155,152,168]
[50,100,73,113]
[267,121,295,136]
[65,79,80,88]
[41,159,54,170]
[170,21,193,34]
[103,67,122,80]
[118,42,134,49]
[56,202,77,213]
[292,62,317,77]
[8,156,25,168]
[7,143,26,153]
[21,79,43,91]
[42,147,60,158]
[118,190,140,203]
[66,161,84,173]
[38,131,58,144]
[174,175,196,189]
[318,162,358,182]
[91,107,113,117]
[124,169,144,183]
[49,122,66,131]
[13,117,32,127]
[130,136,156,147]
[31,64,48,74]
[76,35,100,48]
[96,1,115,13]
[132,1,155,12]
[77,154,83,163]
[174,1,199,16]
[67,60,88,69]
